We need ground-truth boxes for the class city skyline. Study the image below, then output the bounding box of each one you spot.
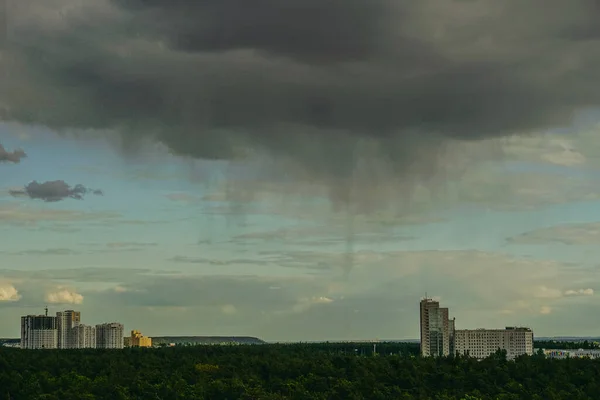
[20,307,125,349]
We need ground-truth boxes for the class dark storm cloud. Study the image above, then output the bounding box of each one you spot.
[9,180,103,202]
[113,0,390,64]
[2,0,600,208]
[0,144,26,163]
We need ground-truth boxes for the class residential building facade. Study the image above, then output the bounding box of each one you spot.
[21,315,58,349]
[56,310,81,349]
[96,323,124,349]
[454,327,534,360]
[420,297,451,357]
[130,330,152,347]
[72,324,96,349]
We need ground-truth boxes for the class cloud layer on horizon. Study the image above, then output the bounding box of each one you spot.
[508,222,600,245]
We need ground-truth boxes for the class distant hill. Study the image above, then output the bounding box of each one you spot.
[151,336,265,345]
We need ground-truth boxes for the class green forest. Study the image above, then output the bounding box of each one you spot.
[1,342,599,400]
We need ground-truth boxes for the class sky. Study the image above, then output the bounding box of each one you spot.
[2,0,600,341]
[2,121,600,341]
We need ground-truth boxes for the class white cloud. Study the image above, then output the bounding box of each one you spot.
[540,306,552,315]
[0,284,21,302]
[564,288,594,296]
[45,288,84,304]
[532,286,563,299]
[291,296,334,313]
[113,286,128,293]
[220,304,237,315]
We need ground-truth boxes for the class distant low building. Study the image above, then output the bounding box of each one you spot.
[543,349,600,359]
[454,327,534,360]
[130,330,152,348]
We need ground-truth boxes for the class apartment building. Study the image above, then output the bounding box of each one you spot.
[96,323,124,349]
[56,310,81,349]
[420,297,453,357]
[21,315,58,349]
[454,327,534,360]
[72,324,96,349]
[130,330,152,348]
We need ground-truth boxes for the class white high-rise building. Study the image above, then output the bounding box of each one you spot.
[72,324,96,349]
[96,323,124,349]
[21,315,58,349]
[420,297,452,357]
[454,327,534,360]
[56,310,81,349]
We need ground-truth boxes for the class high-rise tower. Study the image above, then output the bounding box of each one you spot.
[72,324,96,349]
[21,314,58,349]
[56,310,81,349]
[420,297,451,357]
[96,323,124,349]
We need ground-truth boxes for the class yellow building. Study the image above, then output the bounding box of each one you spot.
[130,330,152,347]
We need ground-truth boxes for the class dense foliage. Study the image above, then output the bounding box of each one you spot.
[2,342,600,399]
[534,340,599,350]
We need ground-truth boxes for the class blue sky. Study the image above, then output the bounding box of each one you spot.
[2,120,600,341]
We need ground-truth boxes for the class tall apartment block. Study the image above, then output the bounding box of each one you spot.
[56,310,81,349]
[96,323,124,349]
[420,297,453,357]
[454,327,534,360]
[72,324,96,349]
[21,314,58,349]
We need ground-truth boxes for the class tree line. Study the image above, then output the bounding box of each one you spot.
[1,342,599,399]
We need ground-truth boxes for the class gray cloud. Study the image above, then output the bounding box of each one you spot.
[3,0,600,210]
[0,143,26,163]
[9,248,80,256]
[94,275,312,310]
[0,267,179,284]
[105,242,157,249]
[507,222,600,245]
[9,180,103,202]
[165,193,201,203]
[169,255,266,266]
[0,204,120,227]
